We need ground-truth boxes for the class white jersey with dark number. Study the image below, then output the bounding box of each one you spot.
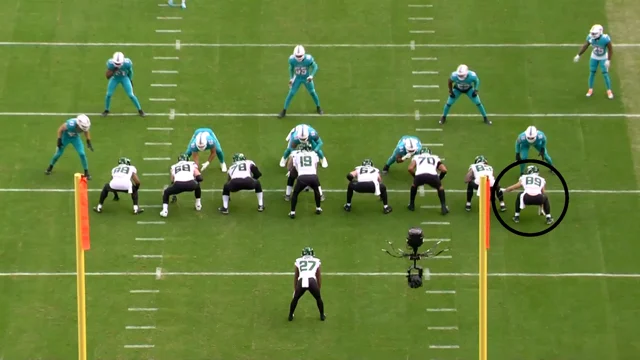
[110,164,137,192]
[470,163,496,187]
[413,154,441,176]
[519,174,546,196]
[228,160,255,179]
[295,255,321,287]
[171,161,197,182]
[355,165,379,182]
[293,151,319,176]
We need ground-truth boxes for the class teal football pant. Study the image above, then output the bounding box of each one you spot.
[49,134,88,170]
[518,145,553,174]
[588,58,612,90]
[442,88,487,117]
[283,78,321,109]
[105,77,142,111]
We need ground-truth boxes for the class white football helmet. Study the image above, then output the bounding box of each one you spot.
[293,45,306,62]
[404,138,418,154]
[75,114,91,131]
[195,132,209,151]
[295,125,310,142]
[590,24,603,39]
[525,126,538,143]
[112,52,125,67]
[456,64,469,80]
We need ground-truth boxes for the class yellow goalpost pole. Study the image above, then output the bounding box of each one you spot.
[478,175,490,360]
[74,173,91,360]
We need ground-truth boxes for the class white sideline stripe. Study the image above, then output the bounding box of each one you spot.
[126,326,156,330]
[412,57,438,60]
[154,56,179,60]
[416,128,443,132]
[144,142,172,146]
[156,30,181,33]
[409,17,434,20]
[413,85,439,88]
[137,221,166,225]
[429,326,458,330]
[423,143,443,146]
[152,70,179,74]
[128,308,158,311]
[147,127,173,130]
[430,345,459,349]
[427,308,457,312]
[158,3,168,6]
[7,111,640,118]
[1,41,640,48]
[124,344,155,348]
[134,255,163,259]
[426,290,456,294]
[424,238,450,242]
[149,98,176,102]
[2,271,640,278]
[414,99,440,102]
[151,84,177,87]
[413,71,439,74]
[408,4,433,7]
[421,205,441,209]
[142,173,167,176]
[143,157,171,160]
[157,17,182,20]
[410,30,436,34]
[1,188,637,194]
[433,255,452,259]
[421,222,450,225]
[135,237,165,241]
[130,290,160,293]
[141,204,163,208]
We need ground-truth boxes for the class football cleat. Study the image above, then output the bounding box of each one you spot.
[407,204,415,211]
[441,206,450,215]
[277,110,287,118]
[317,106,323,115]
[279,157,287,167]
[218,207,229,215]
[45,165,53,175]
[101,110,109,117]
[195,203,202,211]
[284,194,291,201]
[439,116,446,125]
[383,206,393,214]
[500,204,507,212]
[134,208,144,215]
[343,204,351,212]
[321,157,328,168]
[257,205,265,212]
[315,208,323,215]
[93,206,102,213]
[546,217,555,225]
[171,195,178,203]
[160,210,168,218]
[586,88,594,97]
[320,314,326,321]
[320,194,325,202]
[512,215,520,223]
[465,204,472,212]
[289,211,296,219]
[607,90,614,99]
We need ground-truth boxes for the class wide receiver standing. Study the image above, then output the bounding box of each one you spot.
[289,247,326,322]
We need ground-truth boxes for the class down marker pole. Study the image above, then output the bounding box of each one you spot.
[74,173,91,360]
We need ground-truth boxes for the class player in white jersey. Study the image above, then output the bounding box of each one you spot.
[93,157,143,214]
[160,154,203,218]
[407,147,449,214]
[464,155,506,212]
[167,0,186,9]
[502,165,554,225]
[284,145,325,202]
[288,247,326,322]
[288,143,323,218]
[344,159,392,214]
[218,153,265,214]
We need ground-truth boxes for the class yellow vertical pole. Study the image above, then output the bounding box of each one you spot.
[74,173,88,360]
[478,176,489,360]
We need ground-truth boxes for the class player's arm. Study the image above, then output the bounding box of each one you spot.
[84,130,94,151]
[288,63,295,85]
[539,136,548,156]
[316,265,322,289]
[191,151,200,166]
[128,65,134,81]
[574,41,591,61]
[207,148,217,163]
[437,163,447,180]
[472,75,480,92]
[346,170,358,181]
[287,156,295,171]
[194,167,203,182]
[307,61,318,82]
[447,78,454,93]
[250,164,262,180]
[408,159,417,177]
[504,181,522,192]
[55,123,67,148]
[515,137,522,160]
[170,173,175,184]
[606,42,613,61]
[464,169,474,183]
[541,185,546,194]
[293,267,299,290]
[106,61,115,79]
[132,173,141,186]
[312,137,323,151]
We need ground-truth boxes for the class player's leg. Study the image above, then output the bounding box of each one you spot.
[130,184,142,214]
[542,194,553,224]
[587,58,598,96]
[288,280,308,320]
[599,60,613,98]
[213,142,227,172]
[513,192,524,223]
[161,184,177,217]
[465,182,479,211]
[93,183,112,213]
[255,180,264,211]
[534,144,553,166]
[408,177,421,211]
[518,147,530,175]
[103,78,119,116]
[45,137,69,174]
[69,137,91,179]
[194,182,202,210]
[285,168,298,201]
[122,77,145,116]
[434,178,449,215]
[307,279,326,320]
[279,80,304,118]
[288,178,306,218]
[466,91,491,125]
[383,148,401,173]
[219,181,232,214]
[378,183,392,213]
[304,176,323,211]
[303,80,323,115]
[440,88,462,124]
[491,185,506,211]
[344,181,356,211]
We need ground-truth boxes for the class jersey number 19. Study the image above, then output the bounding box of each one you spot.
[299,155,313,167]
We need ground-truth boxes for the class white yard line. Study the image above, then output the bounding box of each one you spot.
[128,308,158,312]
[124,344,155,348]
[424,238,450,242]
[421,222,451,225]
[154,56,179,60]
[142,173,167,176]
[137,221,166,225]
[413,85,439,88]
[149,98,176,102]
[147,127,174,131]
[130,290,160,293]
[429,345,460,349]
[144,142,172,146]
[157,17,182,20]
[409,17,434,20]
[151,84,177,87]
[408,4,434,7]
[427,308,457,312]
[126,326,157,329]
[426,290,456,294]
[409,30,436,34]
[152,70,179,74]
[133,255,164,259]
[135,237,165,241]
[412,57,438,60]
[143,157,171,161]
[155,30,181,33]
[414,99,440,102]
[413,71,439,74]
[416,128,443,131]
[428,326,458,330]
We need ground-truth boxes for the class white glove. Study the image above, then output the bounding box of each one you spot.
[201,161,210,171]
[401,153,413,161]
[605,60,611,70]
[500,188,506,193]
[573,55,580,63]
[306,76,313,82]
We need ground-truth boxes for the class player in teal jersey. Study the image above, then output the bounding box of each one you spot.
[168,0,186,9]
[279,124,328,168]
[185,127,228,172]
[440,64,491,125]
[45,114,94,179]
[102,52,145,117]
[277,45,323,118]
[382,136,422,174]
[515,126,553,175]
[574,24,614,99]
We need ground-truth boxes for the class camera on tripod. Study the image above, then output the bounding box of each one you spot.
[383,227,449,288]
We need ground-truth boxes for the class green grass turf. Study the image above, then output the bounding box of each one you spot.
[0,0,639,359]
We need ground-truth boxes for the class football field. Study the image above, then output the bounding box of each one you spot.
[2,0,640,359]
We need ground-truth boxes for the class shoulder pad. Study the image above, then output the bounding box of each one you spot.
[450,71,458,78]
[288,55,295,61]
[468,71,477,77]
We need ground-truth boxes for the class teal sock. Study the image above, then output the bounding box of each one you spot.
[129,95,142,110]
[603,73,612,90]
[105,95,112,110]
[79,153,88,170]
[310,91,320,107]
[588,72,596,88]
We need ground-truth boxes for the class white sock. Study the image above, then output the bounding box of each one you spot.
[182,0,186,5]
[223,195,230,208]
[196,198,201,207]
[97,204,102,210]
[383,204,388,209]
[546,214,551,218]
[290,211,296,215]
[318,186,323,196]
[466,202,471,206]
[515,212,520,216]
[500,201,505,206]
[286,186,293,196]
[133,205,138,212]
[257,192,264,206]
[162,203,168,212]
[316,207,322,211]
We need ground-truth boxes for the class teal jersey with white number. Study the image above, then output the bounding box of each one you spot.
[64,118,82,137]
[289,54,318,80]
[515,130,547,152]
[395,136,422,156]
[449,70,480,92]
[107,58,133,78]
[586,34,611,60]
